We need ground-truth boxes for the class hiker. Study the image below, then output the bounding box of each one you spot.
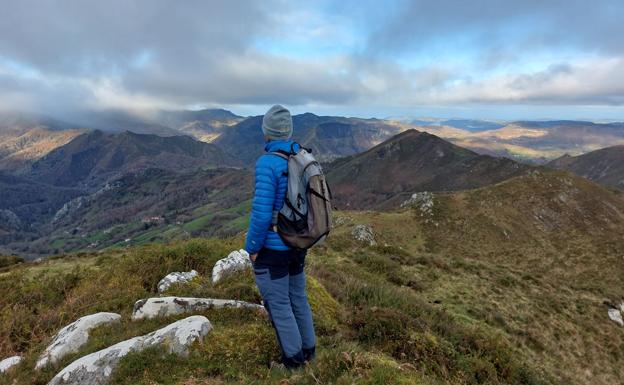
[245,105,317,369]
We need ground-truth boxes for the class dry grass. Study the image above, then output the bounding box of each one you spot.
[1,170,623,384]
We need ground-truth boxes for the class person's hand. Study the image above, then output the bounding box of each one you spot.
[250,253,258,263]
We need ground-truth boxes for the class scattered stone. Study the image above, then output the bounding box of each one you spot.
[36,312,121,370]
[157,270,199,293]
[211,249,251,284]
[0,356,22,373]
[48,316,211,385]
[608,308,623,326]
[352,224,376,246]
[401,192,434,219]
[132,297,264,320]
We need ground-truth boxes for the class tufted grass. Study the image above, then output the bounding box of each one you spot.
[2,175,624,385]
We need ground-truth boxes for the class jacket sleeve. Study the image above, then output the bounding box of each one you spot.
[245,155,277,254]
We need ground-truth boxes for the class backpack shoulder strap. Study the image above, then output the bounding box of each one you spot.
[267,150,290,160]
[267,150,289,229]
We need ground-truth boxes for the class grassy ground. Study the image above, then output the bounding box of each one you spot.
[0,235,547,385]
[0,171,623,384]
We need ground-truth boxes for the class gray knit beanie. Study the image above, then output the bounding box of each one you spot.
[262,104,293,140]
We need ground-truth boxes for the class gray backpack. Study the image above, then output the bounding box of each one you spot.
[270,146,332,250]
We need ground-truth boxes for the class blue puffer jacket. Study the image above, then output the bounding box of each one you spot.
[245,140,300,254]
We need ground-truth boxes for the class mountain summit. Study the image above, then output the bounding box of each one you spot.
[327,129,529,209]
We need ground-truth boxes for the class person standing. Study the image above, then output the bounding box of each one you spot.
[245,105,316,369]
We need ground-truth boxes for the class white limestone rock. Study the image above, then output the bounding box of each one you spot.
[608,308,623,326]
[48,315,211,385]
[0,356,22,373]
[211,249,251,284]
[157,270,199,293]
[401,191,434,213]
[352,224,376,246]
[132,296,264,320]
[36,312,121,370]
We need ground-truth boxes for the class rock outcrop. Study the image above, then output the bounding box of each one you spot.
[352,224,376,246]
[132,297,264,320]
[0,356,22,373]
[36,312,121,370]
[0,209,21,231]
[157,270,199,293]
[52,197,88,223]
[211,249,251,284]
[401,191,434,212]
[48,315,211,385]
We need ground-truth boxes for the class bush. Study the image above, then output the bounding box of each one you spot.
[350,307,414,346]
[0,255,24,268]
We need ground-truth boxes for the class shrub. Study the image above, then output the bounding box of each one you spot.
[0,255,24,268]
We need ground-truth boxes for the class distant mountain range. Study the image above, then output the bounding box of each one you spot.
[410,118,506,132]
[0,114,86,172]
[0,126,531,256]
[1,108,624,256]
[29,130,240,188]
[215,113,402,164]
[0,129,244,255]
[2,109,623,167]
[417,120,624,163]
[327,129,529,209]
[547,145,624,191]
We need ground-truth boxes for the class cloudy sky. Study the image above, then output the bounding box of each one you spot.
[1,0,623,119]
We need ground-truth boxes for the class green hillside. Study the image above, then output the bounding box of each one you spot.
[1,170,622,385]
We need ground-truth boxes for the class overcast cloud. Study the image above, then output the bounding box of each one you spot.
[0,0,623,118]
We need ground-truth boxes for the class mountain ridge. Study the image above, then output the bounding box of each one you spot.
[28,130,241,188]
[327,129,530,209]
[546,145,624,190]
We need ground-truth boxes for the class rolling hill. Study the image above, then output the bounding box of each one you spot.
[28,130,241,188]
[546,145,624,190]
[327,129,529,209]
[416,120,624,163]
